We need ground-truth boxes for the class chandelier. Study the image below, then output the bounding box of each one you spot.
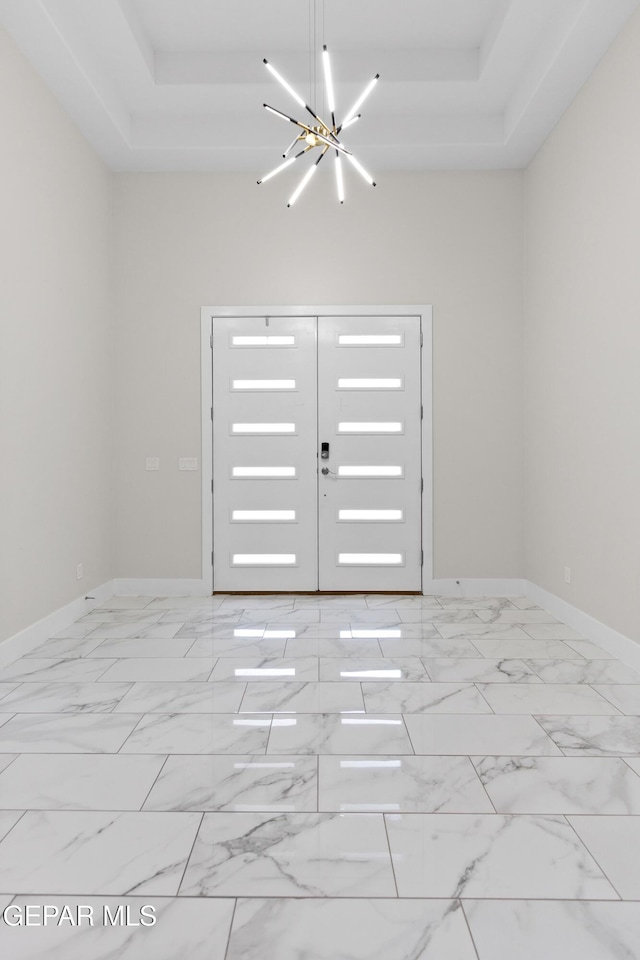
[258,44,379,206]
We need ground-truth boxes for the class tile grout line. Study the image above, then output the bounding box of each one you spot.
[222,898,239,960]
[563,815,625,901]
[459,899,483,960]
[382,813,400,899]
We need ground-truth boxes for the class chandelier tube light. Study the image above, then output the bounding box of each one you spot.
[260,46,378,205]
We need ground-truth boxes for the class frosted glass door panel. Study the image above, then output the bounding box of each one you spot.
[212,317,317,590]
[317,316,422,591]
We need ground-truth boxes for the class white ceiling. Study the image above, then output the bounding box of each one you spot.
[1,0,638,172]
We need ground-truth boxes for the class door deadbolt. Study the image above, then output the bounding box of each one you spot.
[321,442,330,459]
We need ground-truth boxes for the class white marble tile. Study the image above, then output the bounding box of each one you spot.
[0,754,165,810]
[319,657,428,682]
[0,811,23,842]
[219,596,296,611]
[564,640,617,659]
[436,623,531,640]
[477,683,619,715]
[24,636,105,659]
[319,755,493,813]
[436,598,517,610]
[179,811,395,897]
[86,623,184,640]
[268,714,414,755]
[187,637,288,657]
[379,638,481,658]
[240,681,365,714]
[0,810,201,895]
[0,713,140,753]
[0,659,116,683]
[366,594,443,608]
[285,637,384,658]
[52,622,98,639]
[227,897,477,960]
[87,638,195,658]
[475,609,560,624]
[424,658,542,683]
[80,611,164,625]
[509,598,544,610]
[144,754,317,812]
[526,658,640,684]
[91,597,154,610]
[0,682,133,713]
[158,609,219,624]
[523,624,584,641]
[536,715,640,755]
[0,896,235,960]
[397,609,485,623]
[471,638,584,659]
[464,900,640,960]
[210,657,319,682]
[243,609,321,623]
[591,684,640,714]
[404,714,562,756]
[321,610,405,624]
[473,755,640,814]
[114,681,245,714]
[176,621,254,640]
[120,713,271,754]
[568,815,640,898]
[98,658,214,682]
[362,682,492,714]
[385,813,617,899]
[294,595,369,609]
[147,595,227,608]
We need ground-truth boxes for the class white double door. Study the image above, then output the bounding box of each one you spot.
[212,315,423,592]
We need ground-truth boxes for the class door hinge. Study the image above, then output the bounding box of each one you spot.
[421,404,423,420]
[420,331,423,347]
[210,333,213,348]
[421,550,424,566]
[211,551,214,566]
[210,407,213,421]
[211,479,213,493]
[421,477,424,492]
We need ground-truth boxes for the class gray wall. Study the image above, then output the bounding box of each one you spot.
[524,8,640,639]
[0,29,114,641]
[112,170,524,582]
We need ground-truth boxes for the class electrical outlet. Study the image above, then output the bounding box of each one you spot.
[564,566,571,584]
[76,563,83,581]
[146,457,160,471]
[179,458,198,471]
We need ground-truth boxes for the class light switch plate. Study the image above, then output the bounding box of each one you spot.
[179,457,198,471]
[146,458,160,471]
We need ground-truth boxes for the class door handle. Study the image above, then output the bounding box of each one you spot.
[321,442,330,460]
[321,466,330,475]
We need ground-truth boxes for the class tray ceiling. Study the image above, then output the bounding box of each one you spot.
[1,0,638,171]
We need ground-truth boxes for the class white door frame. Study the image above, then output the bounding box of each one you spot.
[201,305,433,594]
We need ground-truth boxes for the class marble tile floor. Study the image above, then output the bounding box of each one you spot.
[0,594,640,958]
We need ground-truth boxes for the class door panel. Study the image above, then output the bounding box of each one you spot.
[212,315,422,592]
[212,317,317,590]
[317,316,422,591]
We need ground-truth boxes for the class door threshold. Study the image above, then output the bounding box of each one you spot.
[213,590,421,596]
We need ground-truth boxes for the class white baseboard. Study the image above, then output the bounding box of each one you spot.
[0,580,116,669]
[112,579,210,598]
[525,581,640,671]
[423,578,527,597]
